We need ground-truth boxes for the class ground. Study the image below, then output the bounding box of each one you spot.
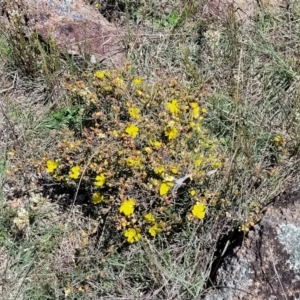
[0,1,300,299]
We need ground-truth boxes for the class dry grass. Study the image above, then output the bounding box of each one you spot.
[0,1,300,299]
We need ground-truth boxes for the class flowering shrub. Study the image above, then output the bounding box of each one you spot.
[41,66,224,243]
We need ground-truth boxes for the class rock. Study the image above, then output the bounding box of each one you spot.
[3,0,126,67]
[204,188,300,300]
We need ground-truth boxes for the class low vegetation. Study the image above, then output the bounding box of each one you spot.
[0,1,300,299]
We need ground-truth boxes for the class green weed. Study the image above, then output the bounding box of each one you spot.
[43,107,83,131]
[2,12,61,87]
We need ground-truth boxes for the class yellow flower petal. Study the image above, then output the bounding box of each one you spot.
[154,167,165,175]
[212,161,222,169]
[46,160,58,173]
[69,166,81,179]
[144,147,152,154]
[150,140,162,149]
[125,124,139,138]
[95,70,105,79]
[190,189,196,196]
[126,157,141,168]
[190,102,200,118]
[92,192,104,204]
[159,182,174,196]
[171,168,179,174]
[148,224,161,237]
[167,99,180,114]
[128,107,141,119]
[64,288,73,296]
[119,199,136,216]
[124,227,141,243]
[165,127,178,140]
[192,203,206,219]
[144,212,156,223]
[163,174,175,182]
[133,77,143,85]
[95,173,106,186]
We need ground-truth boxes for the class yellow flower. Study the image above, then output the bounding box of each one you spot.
[163,174,175,182]
[190,189,196,196]
[95,173,106,186]
[124,227,141,243]
[119,199,136,216]
[92,192,104,204]
[240,223,249,232]
[171,167,179,174]
[190,121,201,132]
[144,212,156,223]
[126,157,141,168]
[136,90,143,97]
[274,135,281,142]
[192,203,206,219]
[190,102,200,118]
[194,157,203,167]
[212,161,222,169]
[165,127,178,140]
[148,178,159,186]
[112,130,119,137]
[144,147,152,154]
[128,107,141,119]
[64,288,73,296]
[121,219,127,227]
[69,166,81,179]
[150,140,162,149]
[126,158,135,167]
[8,151,14,157]
[167,99,180,114]
[274,135,283,146]
[94,3,100,8]
[149,224,161,237]
[189,121,196,128]
[46,160,58,173]
[133,77,143,85]
[154,166,165,175]
[201,107,207,113]
[125,124,139,138]
[95,70,105,79]
[159,182,174,196]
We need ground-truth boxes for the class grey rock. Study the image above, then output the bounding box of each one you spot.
[205,189,300,300]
